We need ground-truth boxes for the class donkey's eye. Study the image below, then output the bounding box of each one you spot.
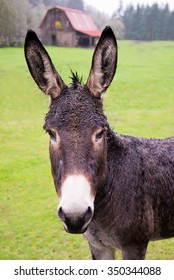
[48,130,56,141]
[95,130,104,142]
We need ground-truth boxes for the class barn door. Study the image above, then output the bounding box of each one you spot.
[51,34,57,46]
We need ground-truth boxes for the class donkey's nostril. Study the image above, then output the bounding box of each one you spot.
[58,207,65,221]
[84,206,93,223]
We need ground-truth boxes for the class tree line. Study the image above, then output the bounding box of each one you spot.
[0,0,174,47]
[122,3,174,40]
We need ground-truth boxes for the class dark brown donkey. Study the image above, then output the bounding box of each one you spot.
[25,26,174,259]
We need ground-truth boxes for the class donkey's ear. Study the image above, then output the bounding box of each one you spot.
[24,30,65,98]
[86,26,117,98]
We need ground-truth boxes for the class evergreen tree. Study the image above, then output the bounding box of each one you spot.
[168,11,174,40]
[122,3,174,41]
[161,4,170,40]
[132,4,144,40]
[123,5,134,39]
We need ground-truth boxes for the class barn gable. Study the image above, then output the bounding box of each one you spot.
[39,6,101,47]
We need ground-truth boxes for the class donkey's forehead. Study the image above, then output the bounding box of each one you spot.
[45,85,106,128]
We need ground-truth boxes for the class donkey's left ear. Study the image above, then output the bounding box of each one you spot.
[86,26,117,98]
[24,30,65,99]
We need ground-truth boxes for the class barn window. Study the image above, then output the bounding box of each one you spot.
[55,20,62,29]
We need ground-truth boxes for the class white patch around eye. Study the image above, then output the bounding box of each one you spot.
[58,174,94,218]
[50,129,61,147]
[92,127,104,149]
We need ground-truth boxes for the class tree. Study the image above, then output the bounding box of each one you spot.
[85,5,109,31]
[122,3,174,41]
[132,4,144,40]
[0,0,13,45]
[0,0,46,46]
[30,0,47,33]
[108,18,125,39]
[161,4,170,40]
[168,11,174,40]
[113,0,123,18]
[0,0,32,46]
[122,5,134,39]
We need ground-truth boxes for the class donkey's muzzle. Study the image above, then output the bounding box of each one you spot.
[58,206,93,234]
[57,174,95,233]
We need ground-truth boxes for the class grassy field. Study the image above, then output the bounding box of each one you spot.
[0,40,174,260]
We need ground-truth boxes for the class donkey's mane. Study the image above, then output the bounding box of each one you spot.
[70,70,83,87]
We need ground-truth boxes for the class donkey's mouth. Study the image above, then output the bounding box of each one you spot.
[63,220,90,234]
[64,224,88,234]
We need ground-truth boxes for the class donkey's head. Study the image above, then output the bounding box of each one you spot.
[25,27,117,234]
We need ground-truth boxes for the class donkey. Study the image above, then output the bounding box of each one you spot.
[24,26,174,259]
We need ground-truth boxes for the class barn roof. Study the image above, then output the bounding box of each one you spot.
[40,6,101,37]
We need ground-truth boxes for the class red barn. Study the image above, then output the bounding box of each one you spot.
[39,6,101,47]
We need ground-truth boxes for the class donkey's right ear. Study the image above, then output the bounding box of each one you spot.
[24,30,65,98]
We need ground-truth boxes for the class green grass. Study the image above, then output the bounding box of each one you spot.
[0,41,174,260]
